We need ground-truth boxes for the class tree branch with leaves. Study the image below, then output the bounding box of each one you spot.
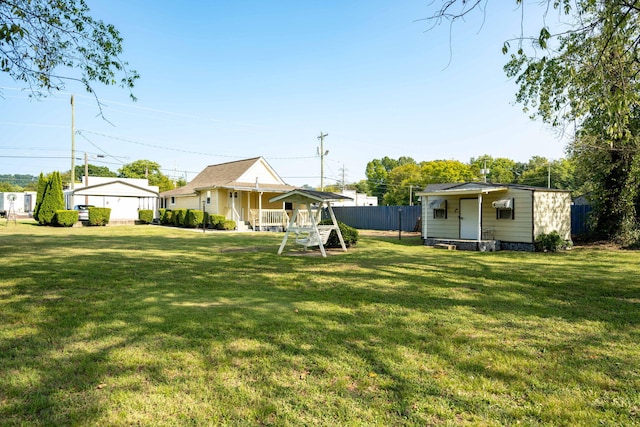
[0,0,139,104]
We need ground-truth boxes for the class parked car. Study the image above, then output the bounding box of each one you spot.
[73,204,94,221]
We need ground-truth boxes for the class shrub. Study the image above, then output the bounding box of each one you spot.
[220,220,236,230]
[54,210,78,227]
[320,220,359,248]
[161,209,173,225]
[210,214,226,229]
[184,210,204,228]
[138,209,153,224]
[172,209,187,226]
[88,207,111,226]
[535,231,572,252]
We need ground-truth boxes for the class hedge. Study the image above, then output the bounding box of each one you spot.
[220,220,236,230]
[161,209,173,225]
[88,207,111,226]
[184,210,204,228]
[54,210,78,227]
[172,209,187,226]
[209,214,226,229]
[138,210,154,224]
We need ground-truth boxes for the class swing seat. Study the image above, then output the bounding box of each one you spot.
[293,225,334,249]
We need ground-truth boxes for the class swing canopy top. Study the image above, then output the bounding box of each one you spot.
[269,189,352,205]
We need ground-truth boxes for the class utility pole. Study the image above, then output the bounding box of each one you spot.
[339,164,348,191]
[317,132,328,191]
[84,152,89,205]
[70,95,75,189]
[409,185,413,206]
[548,163,551,189]
[481,158,490,183]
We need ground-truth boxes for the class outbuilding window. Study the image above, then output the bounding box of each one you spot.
[493,198,514,220]
[429,199,447,219]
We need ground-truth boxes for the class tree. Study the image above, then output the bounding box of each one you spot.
[118,160,175,192]
[420,159,475,184]
[382,163,422,205]
[37,171,65,225]
[469,155,517,183]
[33,172,46,222]
[428,1,640,244]
[0,0,138,101]
[74,164,118,180]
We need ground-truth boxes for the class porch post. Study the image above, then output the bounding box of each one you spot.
[477,194,482,241]
[258,192,263,231]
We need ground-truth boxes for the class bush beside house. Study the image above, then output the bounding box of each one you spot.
[138,210,153,224]
[54,210,78,227]
[88,207,111,226]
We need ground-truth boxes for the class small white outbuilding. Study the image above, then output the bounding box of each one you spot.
[64,177,159,221]
[417,182,572,251]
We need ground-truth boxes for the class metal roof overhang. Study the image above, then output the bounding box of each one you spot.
[417,186,509,197]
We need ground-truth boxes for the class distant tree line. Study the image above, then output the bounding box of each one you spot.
[345,155,581,206]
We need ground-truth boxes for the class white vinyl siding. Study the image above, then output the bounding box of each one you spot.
[424,196,461,239]
[482,190,534,243]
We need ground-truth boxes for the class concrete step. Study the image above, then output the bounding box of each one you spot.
[434,243,456,250]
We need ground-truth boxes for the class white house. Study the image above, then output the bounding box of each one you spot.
[64,177,159,221]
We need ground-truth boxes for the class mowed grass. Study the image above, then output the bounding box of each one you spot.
[0,222,639,426]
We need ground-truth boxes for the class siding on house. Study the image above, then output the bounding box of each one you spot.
[423,197,459,239]
[481,189,534,243]
[533,190,572,240]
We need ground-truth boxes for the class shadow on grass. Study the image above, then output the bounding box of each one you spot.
[0,226,638,424]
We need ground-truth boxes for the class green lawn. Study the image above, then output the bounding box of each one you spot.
[0,222,638,426]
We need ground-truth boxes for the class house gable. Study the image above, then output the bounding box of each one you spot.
[237,158,286,186]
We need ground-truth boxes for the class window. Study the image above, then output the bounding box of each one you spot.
[429,199,447,219]
[493,198,514,220]
[206,197,211,205]
[170,196,176,205]
[433,208,447,219]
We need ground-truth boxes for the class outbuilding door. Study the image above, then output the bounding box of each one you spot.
[460,198,479,239]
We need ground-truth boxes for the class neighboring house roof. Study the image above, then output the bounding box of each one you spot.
[418,182,570,196]
[161,157,295,197]
[270,189,353,204]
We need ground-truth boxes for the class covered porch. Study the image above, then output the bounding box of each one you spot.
[418,184,509,252]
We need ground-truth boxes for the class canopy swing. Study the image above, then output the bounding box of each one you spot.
[269,190,352,257]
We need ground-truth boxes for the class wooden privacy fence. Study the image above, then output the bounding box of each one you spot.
[325,206,422,232]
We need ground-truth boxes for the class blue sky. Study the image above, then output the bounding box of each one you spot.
[0,1,567,187]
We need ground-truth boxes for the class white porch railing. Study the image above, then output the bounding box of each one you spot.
[249,209,289,230]
[248,208,324,230]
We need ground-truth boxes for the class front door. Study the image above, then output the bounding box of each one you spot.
[460,198,479,239]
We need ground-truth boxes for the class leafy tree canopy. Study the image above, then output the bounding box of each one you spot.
[118,160,175,192]
[0,0,138,100]
[74,164,118,180]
